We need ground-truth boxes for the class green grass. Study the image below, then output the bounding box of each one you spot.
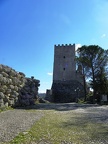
[0,106,13,113]
[1,108,106,144]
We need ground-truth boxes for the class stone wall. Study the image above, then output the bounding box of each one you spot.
[51,80,84,103]
[0,64,40,107]
[53,44,76,81]
[45,89,53,102]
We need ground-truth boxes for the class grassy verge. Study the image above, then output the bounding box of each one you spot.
[0,106,13,113]
[1,108,106,144]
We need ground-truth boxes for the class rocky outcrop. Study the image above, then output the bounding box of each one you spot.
[0,64,40,107]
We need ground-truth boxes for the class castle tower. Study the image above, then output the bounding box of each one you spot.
[50,44,84,103]
[53,44,76,82]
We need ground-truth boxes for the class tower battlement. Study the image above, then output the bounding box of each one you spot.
[54,43,75,48]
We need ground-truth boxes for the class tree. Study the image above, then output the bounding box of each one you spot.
[75,55,88,101]
[77,45,108,103]
[93,67,108,95]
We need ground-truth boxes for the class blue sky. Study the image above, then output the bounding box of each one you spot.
[0,0,108,93]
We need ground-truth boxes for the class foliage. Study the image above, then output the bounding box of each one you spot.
[86,91,92,98]
[76,45,108,103]
[0,106,13,113]
[78,98,87,104]
[92,67,108,95]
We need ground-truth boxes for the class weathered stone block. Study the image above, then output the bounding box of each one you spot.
[0,99,4,103]
[0,92,5,99]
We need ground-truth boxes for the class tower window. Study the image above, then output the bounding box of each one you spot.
[63,56,65,58]
[63,68,65,70]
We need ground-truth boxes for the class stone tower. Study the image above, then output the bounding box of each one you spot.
[53,44,76,82]
[50,44,84,103]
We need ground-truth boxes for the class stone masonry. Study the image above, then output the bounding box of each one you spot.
[53,44,76,81]
[0,64,40,107]
[46,44,84,102]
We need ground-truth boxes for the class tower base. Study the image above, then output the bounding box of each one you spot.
[51,80,84,103]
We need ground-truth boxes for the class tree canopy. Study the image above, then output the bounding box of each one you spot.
[76,45,108,103]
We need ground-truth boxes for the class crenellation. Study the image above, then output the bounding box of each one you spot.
[55,44,75,47]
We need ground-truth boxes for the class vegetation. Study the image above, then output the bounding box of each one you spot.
[76,45,108,103]
[93,67,108,95]
[0,106,13,113]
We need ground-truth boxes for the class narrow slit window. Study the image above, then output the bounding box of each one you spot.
[63,56,65,58]
[63,68,65,70]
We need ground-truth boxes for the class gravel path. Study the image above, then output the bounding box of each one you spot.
[0,103,108,143]
[0,109,44,142]
[35,103,108,125]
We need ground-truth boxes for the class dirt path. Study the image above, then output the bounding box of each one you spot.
[0,109,44,142]
[0,103,108,143]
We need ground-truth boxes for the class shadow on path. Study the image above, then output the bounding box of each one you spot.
[15,103,100,111]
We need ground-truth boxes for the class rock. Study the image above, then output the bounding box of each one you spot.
[2,85,7,91]
[0,92,5,99]
[19,72,25,77]
[8,99,14,106]
[9,85,14,90]
[0,88,6,94]
[0,74,3,82]
[14,86,18,91]
[1,71,9,77]
[0,102,4,107]
[3,95,9,103]
[6,89,12,94]
[0,99,4,103]
[8,78,12,84]
[0,64,40,108]
[4,102,8,107]
[0,65,2,71]
[39,98,48,103]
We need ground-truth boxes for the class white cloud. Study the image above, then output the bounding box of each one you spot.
[101,34,106,38]
[47,72,53,76]
[75,44,82,51]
